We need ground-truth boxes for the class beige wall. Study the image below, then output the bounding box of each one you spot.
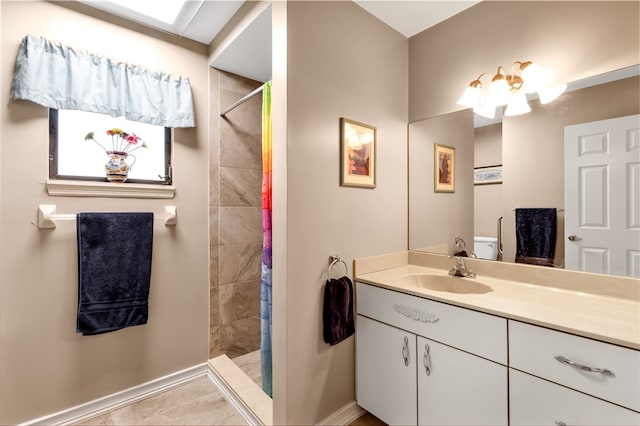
[474,124,502,238]
[409,109,475,254]
[409,1,640,122]
[274,2,408,424]
[0,2,210,424]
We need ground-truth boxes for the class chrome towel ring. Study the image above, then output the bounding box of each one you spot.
[328,255,348,279]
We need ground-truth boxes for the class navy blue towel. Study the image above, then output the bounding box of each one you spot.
[515,208,557,267]
[76,213,153,335]
[323,276,355,346]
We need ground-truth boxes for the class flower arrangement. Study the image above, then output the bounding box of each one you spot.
[84,128,148,154]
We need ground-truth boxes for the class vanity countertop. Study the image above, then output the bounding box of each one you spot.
[355,260,640,351]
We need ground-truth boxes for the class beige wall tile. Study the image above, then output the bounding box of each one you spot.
[219,243,262,285]
[220,69,261,93]
[211,70,263,359]
[209,206,219,245]
[219,280,261,322]
[220,108,261,169]
[220,316,261,357]
[220,167,262,206]
[209,165,220,207]
[220,207,262,245]
[210,286,220,327]
[209,325,222,359]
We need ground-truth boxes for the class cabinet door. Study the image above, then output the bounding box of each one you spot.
[417,337,508,426]
[356,315,417,425]
[510,369,640,426]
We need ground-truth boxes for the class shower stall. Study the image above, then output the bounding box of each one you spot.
[209,68,264,379]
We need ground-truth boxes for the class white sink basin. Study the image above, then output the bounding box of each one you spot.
[401,274,492,294]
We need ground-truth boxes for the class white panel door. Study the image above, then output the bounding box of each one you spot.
[356,315,417,425]
[564,114,640,277]
[417,336,508,426]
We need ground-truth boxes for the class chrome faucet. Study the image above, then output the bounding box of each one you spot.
[449,256,476,278]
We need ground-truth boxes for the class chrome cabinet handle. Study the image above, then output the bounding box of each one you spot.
[554,355,615,376]
[423,343,432,376]
[402,336,410,366]
[568,235,581,241]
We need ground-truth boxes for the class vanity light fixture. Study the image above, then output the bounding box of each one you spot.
[457,61,567,118]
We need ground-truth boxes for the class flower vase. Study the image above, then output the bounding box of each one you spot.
[105,151,130,183]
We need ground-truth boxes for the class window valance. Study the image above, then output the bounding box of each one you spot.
[11,35,195,128]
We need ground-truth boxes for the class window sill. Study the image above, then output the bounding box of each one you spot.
[46,179,175,199]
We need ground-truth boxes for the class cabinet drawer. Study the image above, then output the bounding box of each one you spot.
[509,320,640,411]
[510,369,640,425]
[356,282,507,364]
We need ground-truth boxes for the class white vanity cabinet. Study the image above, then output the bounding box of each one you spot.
[509,320,640,425]
[356,315,417,425]
[416,336,508,426]
[355,282,508,426]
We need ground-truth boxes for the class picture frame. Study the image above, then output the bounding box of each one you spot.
[474,164,503,185]
[340,117,376,188]
[434,143,455,193]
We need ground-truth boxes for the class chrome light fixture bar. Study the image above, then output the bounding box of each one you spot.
[457,61,567,119]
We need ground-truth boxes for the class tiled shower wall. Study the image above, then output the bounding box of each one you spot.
[209,68,263,358]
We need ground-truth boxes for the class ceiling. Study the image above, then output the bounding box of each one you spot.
[79,1,480,83]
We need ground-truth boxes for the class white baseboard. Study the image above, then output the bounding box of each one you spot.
[19,363,211,426]
[317,401,366,426]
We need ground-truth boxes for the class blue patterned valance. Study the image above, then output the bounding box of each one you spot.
[11,35,195,128]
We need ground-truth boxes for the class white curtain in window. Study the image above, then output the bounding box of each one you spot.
[11,35,195,128]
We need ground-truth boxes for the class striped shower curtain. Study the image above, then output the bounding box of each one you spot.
[260,81,273,397]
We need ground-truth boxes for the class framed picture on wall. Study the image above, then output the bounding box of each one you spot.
[340,117,376,188]
[474,165,503,185]
[434,143,455,193]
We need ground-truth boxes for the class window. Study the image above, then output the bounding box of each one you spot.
[49,109,172,185]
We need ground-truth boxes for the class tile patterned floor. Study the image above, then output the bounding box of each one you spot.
[72,350,383,426]
[74,377,247,425]
[74,351,263,426]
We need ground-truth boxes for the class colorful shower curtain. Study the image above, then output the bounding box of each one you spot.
[260,81,273,397]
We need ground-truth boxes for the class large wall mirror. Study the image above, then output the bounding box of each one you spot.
[409,65,640,278]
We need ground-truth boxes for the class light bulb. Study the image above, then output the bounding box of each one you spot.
[520,62,553,93]
[456,82,482,108]
[457,86,481,108]
[487,68,511,106]
[538,83,567,104]
[504,92,531,116]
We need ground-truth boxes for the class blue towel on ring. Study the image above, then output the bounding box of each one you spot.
[76,213,153,335]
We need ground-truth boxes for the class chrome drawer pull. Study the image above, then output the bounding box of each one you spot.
[554,355,615,377]
[402,336,410,366]
[423,343,432,376]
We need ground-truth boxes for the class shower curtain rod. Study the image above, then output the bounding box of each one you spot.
[220,84,264,117]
